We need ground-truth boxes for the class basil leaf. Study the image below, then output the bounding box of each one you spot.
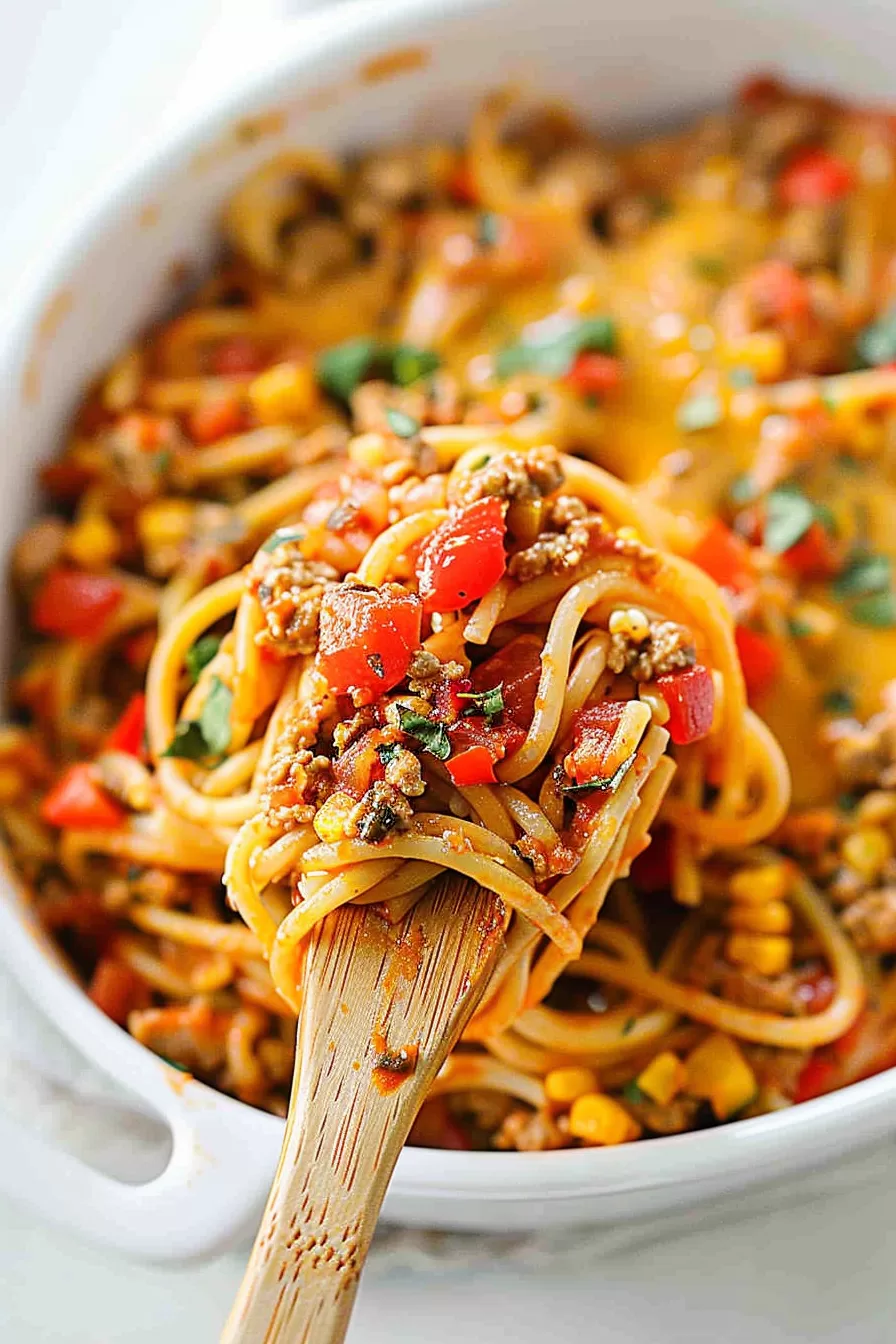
[261,525,305,553]
[856,306,896,367]
[316,337,378,402]
[495,315,616,380]
[457,683,505,724]
[822,687,856,716]
[162,721,209,761]
[162,675,233,760]
[833,551,891,600]
[385,407,421,439]
[763,485,815,555]
[676,393,723,433]
[397,707,451,761]
[851,590,896,628]
[185,635,222,685]
[477,211,501,249]
[563,754,635,796]
[389,344,440,387]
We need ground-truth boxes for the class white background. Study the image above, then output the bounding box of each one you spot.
[0,3,894,1340]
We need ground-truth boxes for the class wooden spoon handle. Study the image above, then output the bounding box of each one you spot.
[221,876,502,1344]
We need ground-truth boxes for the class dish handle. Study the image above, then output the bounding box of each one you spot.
[0,1072,278,1262]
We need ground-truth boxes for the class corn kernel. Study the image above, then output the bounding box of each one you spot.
[609,607,650,642]
[728,861,791,905]
[568,1093,642,1146]
[312,791,356,843]
[635,1051,686,1106]
[725,932,792,976]
[248,362,316,424]
[856,791,896,826]
[841,826,893,882]
[65,512,118,569]
[544,1067,598,1107]
[723,331,787,384]
[685,1033,757,1120]
[137,499,194,552]
[727,899,792,935]
[0,765,24,805]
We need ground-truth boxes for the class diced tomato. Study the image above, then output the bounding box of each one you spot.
[737,72,784,108]
[417,498,507,613]
[472,634,543,726]
[432,676,472,724]
[781,520,841,578]
[778,148,855,207]
[209,337,264,376]
[564,352,624,398]
[652,665,716,745]
[40,764,126,830]
[630,824,673,892]
[832,1010,869,1063]
[188,395,245,444]
[40,460,96,500]
[117,412,168,451]
[32,568,124,641]
[446,745,498,787]
[734,625,781,701]
[449,713,526,761]
[105,694,146,758]
[88,957,147,1026]
[448,160,478,205]
[689,518,756,593]
[332,730,384,800]
[316,583,421,697]
[564,700,629,784]
[793,1052,838,1104]
[747,259,810,324]
[123,628,156,671]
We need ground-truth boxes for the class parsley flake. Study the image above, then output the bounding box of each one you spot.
[495,315,616,380]
[833,551,891,600]
[457,683,505,724]
[185,634,222,684]
[477,212,501,249]
[851,590,896,628]
[261,525,305,553]
[385,407,421,439]
[397,707,451,761]
[563,755,636,796]
[822,687,856,716]
[676,393,723,433]
[163,676,233,761]
[316,339,439,402]
[763,485,815,555]
[855,306,896,368]
[622,1080,648,1103]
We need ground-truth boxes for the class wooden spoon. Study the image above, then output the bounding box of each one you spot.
[221,872,504,1344]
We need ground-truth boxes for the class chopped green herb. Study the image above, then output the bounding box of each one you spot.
[820,385,839,413]
[729,472,758,504]
[261,525,305,553]
[855,306,896,368]
[377,742,402,767]
[788,615,814,639]
[622,1080,648,1103]
[390,344,440,387]
[676,393,723,433]
[316,337,379,402]
[822,687,856,716]
[763,484,815,555]
[477,211,501,249]
[621,1016,637,1037]
[185,634,222,684]
[358,801,402,844]
[160,1056,191,1074]
[495,315,616,380]
[851,590,896,628]
[162,676,233,761]
[838,793,859,814]
[385,407,421,439]
[397,707,451,761]
[468,453,491,471]
[152,449,172,476]
[564,754,635,796]
[728,365,756,388]
[833,551,891,600]
[457,683,505,724]
[691,255,727,282]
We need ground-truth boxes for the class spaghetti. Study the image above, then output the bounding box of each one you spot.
[6,74,896,1148]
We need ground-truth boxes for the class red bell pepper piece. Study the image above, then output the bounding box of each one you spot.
[105,694,147,758]
[188,395,245,444]
[316,583,421,697]
[734,625,781,701]
[563,352,624,397]
[416,498,507,613]
[793,1052,839,1104]
[446,745,498,787]
[690,518,756,593]
[41,764,125,830]
[653,665,716,745]
[778,148,854,207]
[781,520,841,578]
[32,568,124,641]
[209,337,264,376]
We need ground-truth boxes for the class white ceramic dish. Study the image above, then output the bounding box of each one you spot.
[1,0,895,1264]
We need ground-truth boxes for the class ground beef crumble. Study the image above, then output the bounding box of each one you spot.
[840,889,896,953]
[351,780,414,843]
[494,1107,568,1151]
[452,445,565,507]
[406,648,465,697]
[249,543,338,657]
[607,619,696,682]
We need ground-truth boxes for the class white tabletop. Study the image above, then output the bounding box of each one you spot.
[0,4,893,1340]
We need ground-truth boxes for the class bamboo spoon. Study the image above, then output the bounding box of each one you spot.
[221,872,504,1344]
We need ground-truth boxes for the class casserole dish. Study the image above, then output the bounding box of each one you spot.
[1,0,895,1262]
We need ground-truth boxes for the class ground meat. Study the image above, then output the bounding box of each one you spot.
[250,543,338,657]
[823,706,896,791]
[607,619,696,683]
[452,445,565,508]
[260,699,327,829]
[776,204,841,271]
[333,706,378,754]
[719,966,810,1016]
[406,648,465,697]
[350,780,413,843]
[840,888,896,953]
[494,1106,569,1151]
[743,1044,809,1100]
[128,1000,228,1076]
[381,745,425,798]
[508,510,606,581]
[624,1095,700,1136]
